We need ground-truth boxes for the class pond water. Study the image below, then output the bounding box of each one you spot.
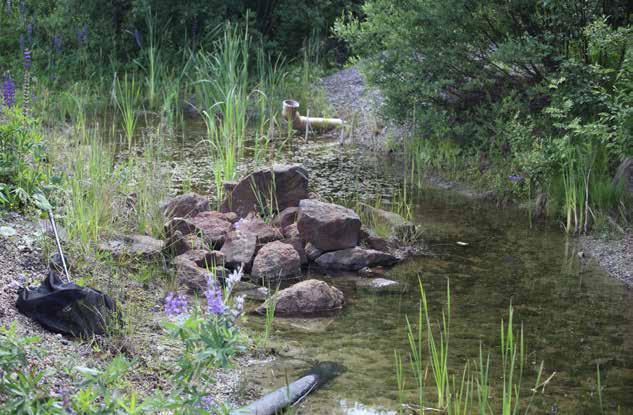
[133,124,633,414]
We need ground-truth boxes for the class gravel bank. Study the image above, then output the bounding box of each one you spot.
[581,232,633,288]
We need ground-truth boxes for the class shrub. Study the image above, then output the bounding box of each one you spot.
[0,107,50,210]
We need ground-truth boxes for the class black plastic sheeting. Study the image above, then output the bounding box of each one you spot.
[16,271,116,337]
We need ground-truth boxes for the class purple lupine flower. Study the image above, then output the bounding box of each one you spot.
[26,22,32,43]
[164,292,188,316]
[2,73,16,108]
[77,24,88,45]
[200,395,215,410]
[19,33,25,52]
[205,279,226,315]
[53,35,62,54]
[230,295,245,321]
[133,29,142,48]
[23,48,31,70]
[17,0,23,16]
[508,175,524,183]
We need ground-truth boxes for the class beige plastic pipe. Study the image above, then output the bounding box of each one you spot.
[282,99,343,130]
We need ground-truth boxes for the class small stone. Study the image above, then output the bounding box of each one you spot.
[316,247,399,271]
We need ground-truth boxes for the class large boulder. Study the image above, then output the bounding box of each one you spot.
[251,241,302,284]
[255,279,344,317]
[297,199,361,252]
[162,193,209,220]
[165,211,233,249]
[174,250,226,292]
[99,234,164,260]
[220,164,309,218]
[220,230,257,270]
[316,247,399,271]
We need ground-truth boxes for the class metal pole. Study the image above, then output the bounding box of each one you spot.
[48,210,71,282]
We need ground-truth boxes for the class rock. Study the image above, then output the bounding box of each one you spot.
[358,266,387,278]
[251,241,302,284]
[271,207,300,229]
[233,281,269,301]
[174,249,225,268]
[297,199,361,251]
[316,247,399,271]
[362,206,416,237]
[305,243,324,261]
[99,234,164,259]
[359,227,392,252]
[355,277,405,294]
[282,223,301,239]
[255,279,344,317]
[282,236,307,265]
[173,250,226,292]
[220,230,257,270]
[165,212,232,249]
[220,164,309,218]
[162,193,209,219]
[164,231,207,256]
[613,158,633,194]
[237,216,283,245]
[273,317,335,333]
[0,226,17,237]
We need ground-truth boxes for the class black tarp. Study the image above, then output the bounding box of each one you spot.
[16,271,116,337]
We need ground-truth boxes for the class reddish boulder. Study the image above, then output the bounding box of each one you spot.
[251,241,302,284]
[297,199,361,252]
[255,279,344,317]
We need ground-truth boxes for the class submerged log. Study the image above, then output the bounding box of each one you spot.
[232,362,345,415]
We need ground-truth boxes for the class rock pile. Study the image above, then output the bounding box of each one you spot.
[108,164,418,317]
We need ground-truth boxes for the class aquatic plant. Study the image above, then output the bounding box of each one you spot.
[400,280,545,414]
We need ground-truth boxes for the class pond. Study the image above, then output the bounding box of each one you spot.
[133,123,633,414]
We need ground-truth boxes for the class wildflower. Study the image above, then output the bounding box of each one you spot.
[164,292,188,316]
[17,0,23,16]
[5,0,12,14]
[508,175,524,183]
[226,266,243,293]
[26,22,32,43]
[2,73,15,108]
[230,295,245,321]
[23,48,31,71]
[205,279,226,315]
[19,33,24,51]
[53,35,62,54]
[133,29,142,48]
[234,217,248,230]
[77,24,88,45]
[200,395,215,410]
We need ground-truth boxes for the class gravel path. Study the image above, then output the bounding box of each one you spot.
[320,67,409,150]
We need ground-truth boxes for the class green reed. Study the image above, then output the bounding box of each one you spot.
[112,73,141,148]
[401,281,545,414]
[136,10,162,110]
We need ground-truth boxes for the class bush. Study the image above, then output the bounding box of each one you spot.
[0,107,50,210]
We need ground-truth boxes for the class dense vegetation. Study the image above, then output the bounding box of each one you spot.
[337,0,633,232]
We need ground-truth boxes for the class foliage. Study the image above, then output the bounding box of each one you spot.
[337,0,633,231]
[0,107,50,210]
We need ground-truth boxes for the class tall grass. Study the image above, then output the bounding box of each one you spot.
[135,10,162,111]
[112,73,141,148]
